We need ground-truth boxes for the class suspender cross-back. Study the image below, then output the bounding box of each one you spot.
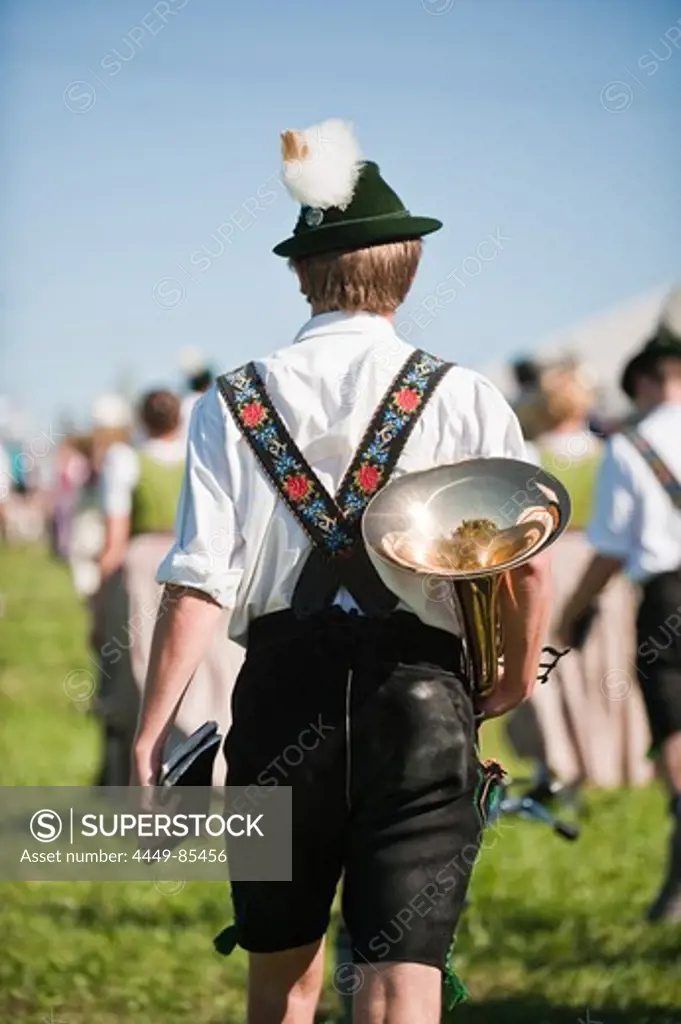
[218,349,452,617]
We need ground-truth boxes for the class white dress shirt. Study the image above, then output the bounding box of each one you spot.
[100,438,185,517]
[157,311,527,646]
[587,401,681,582]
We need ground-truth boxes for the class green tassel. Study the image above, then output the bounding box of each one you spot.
[444,967,469,1010]
[443,936,469,1010]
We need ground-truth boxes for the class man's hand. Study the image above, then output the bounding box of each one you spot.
[478,667,530,720]
[130,737,163,787]
[558,553,622,648]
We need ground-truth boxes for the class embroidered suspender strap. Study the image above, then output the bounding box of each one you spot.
[336,349,452,523]
[623,428,681,510]
[216,364,355,556]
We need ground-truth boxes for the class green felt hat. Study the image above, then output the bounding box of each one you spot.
[272,120,441,260]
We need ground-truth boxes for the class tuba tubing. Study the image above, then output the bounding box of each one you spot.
[451,573,503,698]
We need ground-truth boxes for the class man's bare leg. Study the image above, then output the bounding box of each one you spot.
[247,939,326,1024]
[353,961,441,1024]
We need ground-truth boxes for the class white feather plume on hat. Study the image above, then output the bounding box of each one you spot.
[280,119,363,212]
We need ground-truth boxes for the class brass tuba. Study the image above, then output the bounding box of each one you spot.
[362,458,571,696]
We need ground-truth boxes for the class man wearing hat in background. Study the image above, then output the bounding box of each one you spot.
[619,344,662,423]
[131,119,553,1023]
[178,347,215,443]
[560,285,681,923]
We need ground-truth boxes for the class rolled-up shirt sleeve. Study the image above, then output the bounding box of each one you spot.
[156,387,244,607]
[586,435,636,561]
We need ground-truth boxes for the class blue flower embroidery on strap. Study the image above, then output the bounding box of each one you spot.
[273,453,298,475]
[366,449,386,468]
[256,424,280,446]
[327,531,351,553]
[344,491,365,516]
[227,377,258,402]
[306,497,327,517]
[382,408,406,430]
[365,441,385,460]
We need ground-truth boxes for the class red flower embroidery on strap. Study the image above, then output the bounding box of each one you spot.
[394,387,421,414]
[241,402,267,428]
[356,464,381,493]
[285,474,311,501]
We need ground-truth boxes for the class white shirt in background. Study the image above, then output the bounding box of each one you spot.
[587,401,681,582]
[100,437,185,517]
[158,311,527,646]
[180,392,202,442]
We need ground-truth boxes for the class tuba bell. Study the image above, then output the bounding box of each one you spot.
[362,458,571,696]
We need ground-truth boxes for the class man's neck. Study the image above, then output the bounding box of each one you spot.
[659,385,681,403]
[309,305,395,322]
[147,431,181,444]
[549,418,587,436]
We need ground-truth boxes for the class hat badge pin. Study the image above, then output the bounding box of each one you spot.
[304,206,324,228]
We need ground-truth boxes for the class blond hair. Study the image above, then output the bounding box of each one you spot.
[534,364,594,432]
[291,239,423,315]
[92,425,131,473]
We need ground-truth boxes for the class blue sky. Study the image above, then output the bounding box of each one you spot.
[3,0,681,430]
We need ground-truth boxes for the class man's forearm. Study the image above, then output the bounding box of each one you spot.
[564,553,622,622]
[499,552,553,698]
[133,585,224,774]
[99,514,131,581]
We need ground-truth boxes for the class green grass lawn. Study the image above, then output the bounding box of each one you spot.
[1,544,680,1022]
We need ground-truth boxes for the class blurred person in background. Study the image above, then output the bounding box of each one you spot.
[508,359,652,790]
[560,286,681,922]
[93,387,240,785]
[510,355,543,443]
[63,435,105,600]
[0,416,50,544]
[511,356,541,395]
[67,396,132,601]
[50,434,92,561]
[0,437,11,541]
[620,344,664,423]
[179,347,214,441]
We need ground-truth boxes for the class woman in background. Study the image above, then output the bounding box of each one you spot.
[67,396,133,601]
[51,435,92,562]
[93,388,241,784]
[508,361,652,788]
